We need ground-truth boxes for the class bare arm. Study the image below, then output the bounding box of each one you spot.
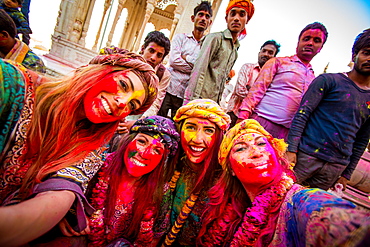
[0,190,75,247]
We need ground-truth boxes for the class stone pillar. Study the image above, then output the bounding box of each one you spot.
[106,0,127,47]
[118,11,131,48]
[48,0,99,68]
[54,0,77,38]
[92,0,112,51]
[120,1,143,50]
[132,0,156,52]
[79,0,96,46]
[169,10,180,40]
[69,0,92,43]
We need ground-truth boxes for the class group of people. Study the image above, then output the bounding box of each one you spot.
[0,0,369,246]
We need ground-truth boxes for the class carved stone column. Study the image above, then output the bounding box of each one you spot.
[169,7,181,40]
[132,0,156,52]
[106,0,127,47]
[69,0,92,43]
[79,0,96,46]
[92,0,112,51]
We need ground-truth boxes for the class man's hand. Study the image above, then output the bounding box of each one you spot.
[181,54,187,61]
[286,151,297,165]
[336,177,349,191]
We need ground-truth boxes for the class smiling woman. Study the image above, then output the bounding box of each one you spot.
[0,50,158,246]
[163,99,231,246]
[83,70,146,123]
[54,116,181,246]
[197,119,370,246]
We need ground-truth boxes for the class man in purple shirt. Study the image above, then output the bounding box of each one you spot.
[237,22,328,140]
[227,40,280,127]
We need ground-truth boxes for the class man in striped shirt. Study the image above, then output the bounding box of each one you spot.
[158,1,213,119]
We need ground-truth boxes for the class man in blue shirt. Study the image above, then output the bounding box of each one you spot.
[287,28,370,191]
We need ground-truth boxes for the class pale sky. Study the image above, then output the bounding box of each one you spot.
[211,0,370,77]
[29,0,370,77]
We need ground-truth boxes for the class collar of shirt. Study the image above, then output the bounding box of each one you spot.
[253,63,261,70]
[291,54,313,70]
[223,29,240,48]
[187,32,200,43]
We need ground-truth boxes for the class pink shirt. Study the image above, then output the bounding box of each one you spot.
[238,55,315,128]
[226,63,260,115]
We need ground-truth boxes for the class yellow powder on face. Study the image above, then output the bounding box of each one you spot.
[129,89,146,104]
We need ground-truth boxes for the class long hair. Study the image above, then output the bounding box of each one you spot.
[20,65,134,195]
[198,150,294,246]
[177,121,223,195]
[104,133,177,241]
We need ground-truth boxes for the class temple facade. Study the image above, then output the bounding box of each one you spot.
[46,0,223,67]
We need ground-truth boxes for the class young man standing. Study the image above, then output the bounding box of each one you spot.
[158,1,213,119]
[183,0,255,104]
[118,31,170,133]
[139,30,171,118]
[238,22,328,140]
[227,40,280,127]
[287,29,370,191]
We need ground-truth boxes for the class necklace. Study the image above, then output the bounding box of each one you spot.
[230,173,294,246]
[163,170,199,246]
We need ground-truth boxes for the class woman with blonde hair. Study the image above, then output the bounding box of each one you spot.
[0,50,158,246]
[198,119,370,246]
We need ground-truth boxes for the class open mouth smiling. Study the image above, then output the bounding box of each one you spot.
[190,146,205,153]
[101,97,112,115]
[132,158,146,167]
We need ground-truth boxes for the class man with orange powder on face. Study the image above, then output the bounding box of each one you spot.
[184,0,255,105]
[237,22,328,141]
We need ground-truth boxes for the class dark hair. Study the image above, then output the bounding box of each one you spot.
[260,40,281,56]
[197,147,295,245]
[142,31,171,58]
[299,22,328,44]
[176,120,223,195]
[104,132,178,241]
[352,28,370,56]
[194,1,213,17]
[16,0,23,5]
[0,9,16,38]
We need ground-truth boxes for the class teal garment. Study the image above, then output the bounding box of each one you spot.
[0,4,32,35]
[170,162,210,246]
[0,59,25,153]
[23,49,46,74]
